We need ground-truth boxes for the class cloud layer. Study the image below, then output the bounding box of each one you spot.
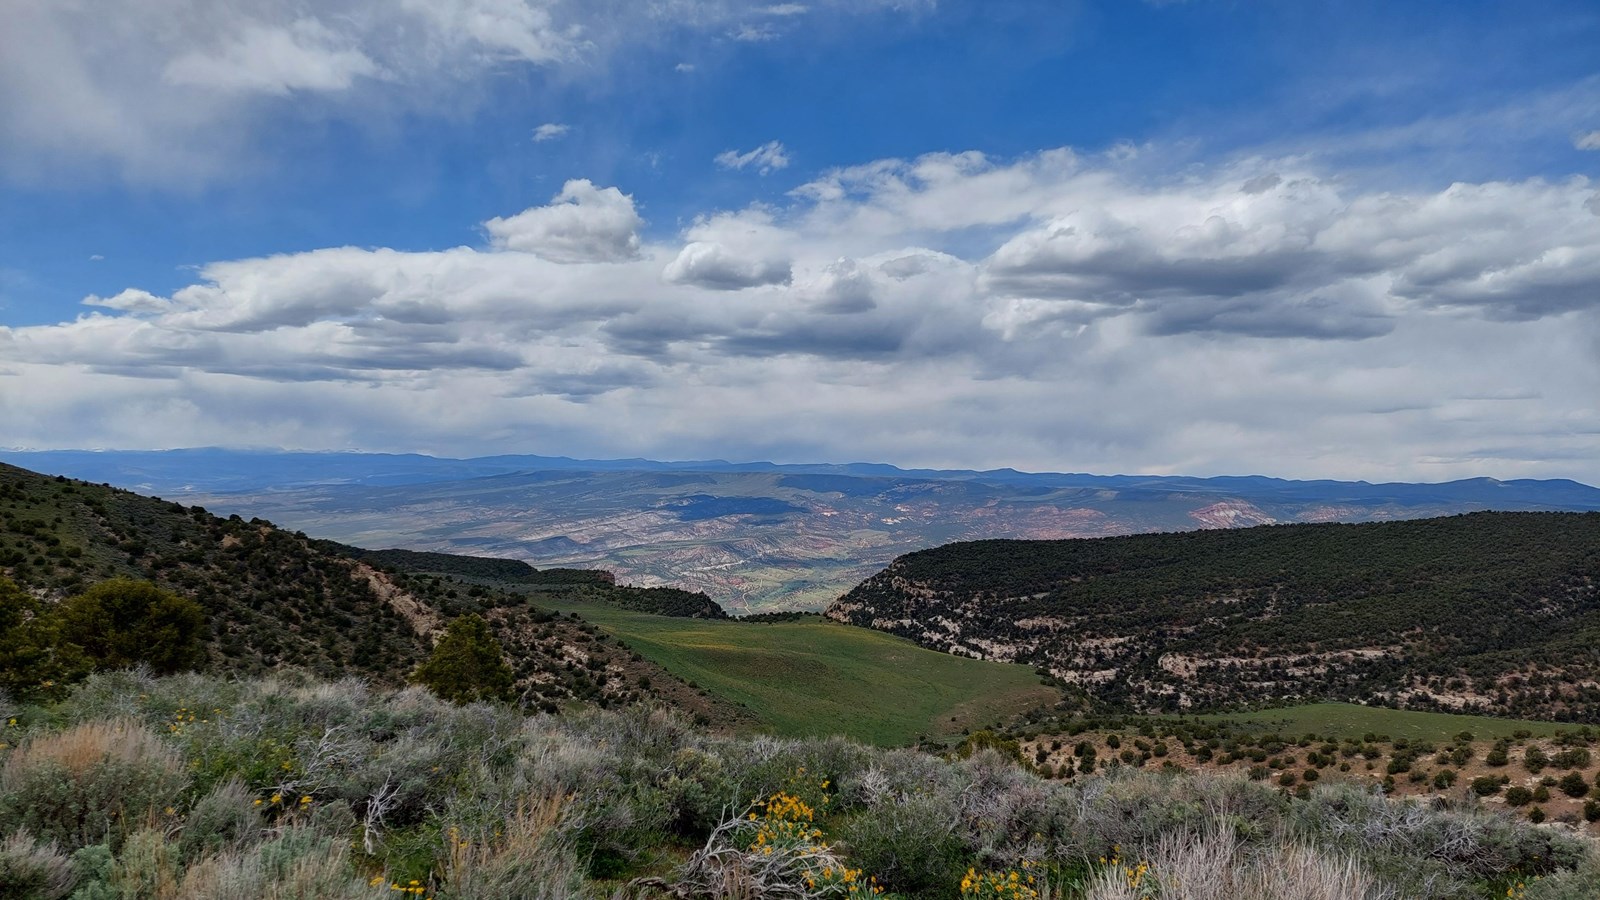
[0,0,913,182]
[6,148,1600,481]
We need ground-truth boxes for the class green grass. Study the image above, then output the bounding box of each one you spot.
[549,602,1058,746]
[1196,702,1565,742]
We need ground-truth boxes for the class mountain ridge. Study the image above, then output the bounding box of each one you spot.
[6,447,1599,506]
[0,460,742,722]
[9,449,1600,611]
[826,512,1600,722]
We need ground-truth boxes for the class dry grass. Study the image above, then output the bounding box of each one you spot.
[175,828,389,900]
[440,791,586,899]
[1082,828,1393,900]
[0,829,78,900]
[2,719,181,782]
[0,719,187,849]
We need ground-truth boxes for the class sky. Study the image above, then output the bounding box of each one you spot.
[2,0,1599,483]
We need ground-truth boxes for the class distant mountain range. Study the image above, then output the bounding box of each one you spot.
[6,448,1600,611]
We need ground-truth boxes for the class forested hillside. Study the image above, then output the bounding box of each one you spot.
[827,513,1600,720]
[335,545,729,618]
[0,462,737,721]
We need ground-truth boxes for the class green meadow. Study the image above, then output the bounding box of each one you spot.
[545,602,1058,746]
[1196,702,1565,743]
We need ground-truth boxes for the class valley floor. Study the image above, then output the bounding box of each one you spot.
[539,600,1059,745]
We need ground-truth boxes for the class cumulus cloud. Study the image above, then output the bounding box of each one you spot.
[800,258,877,313]
[715,141,791,174]
[1575,130,1600,150]
[663,242,793,290]
[6,148,1600,480]
[484,180,644,263]
[532,122,570,142]
[661,209,795,289]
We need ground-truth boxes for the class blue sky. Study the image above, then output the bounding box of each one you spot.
[3,0,1600,482]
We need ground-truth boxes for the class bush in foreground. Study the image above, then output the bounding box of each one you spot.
[0,719,187,850]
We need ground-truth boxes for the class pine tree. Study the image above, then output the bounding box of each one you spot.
[412,614,515,704]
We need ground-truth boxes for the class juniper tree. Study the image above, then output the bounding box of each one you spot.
[412,613,515,704]
[55,577,207,674]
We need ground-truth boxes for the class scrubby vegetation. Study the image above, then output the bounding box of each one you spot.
[0,670,1596,899]
[343,546,728,619]
[0,463,741,721]
[335,548,572,583]
[578,586,728,620]
[0,465,430,682]
[997,707,1600,834]
[828,513,1600,720]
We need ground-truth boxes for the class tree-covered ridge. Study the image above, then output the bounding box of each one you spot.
[0,464,430,682]
[593,585,728,619]
[0,463,734,720]
[332,547,551,581]
[339,544,729,618]
[827,513,1600,721]
[335,545,616,587]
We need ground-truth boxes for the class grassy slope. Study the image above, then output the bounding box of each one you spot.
[551,602,1058,745]
[1196,702,1563,742]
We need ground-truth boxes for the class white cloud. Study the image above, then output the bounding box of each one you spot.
[730,24,779,42]
[483,179,644,263]
[162,18,383,95]
[1577,130,1600,150]
[82,289,174,315]
[715,141,791,175]
[0,0,582,183]
[661,208,795,289]
[0,0,912,184]
[398,0,573,66]
[663,242,793,290]
[763,4,809,15]
[532,122,571,142]
[6,148,1600,481]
